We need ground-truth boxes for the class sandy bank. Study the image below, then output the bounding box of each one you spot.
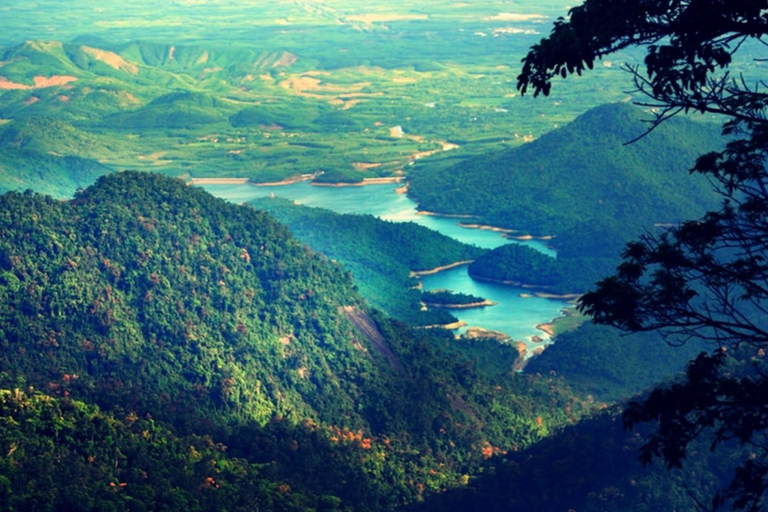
[458,222,516,234]
[311,177,404,187]
[533,292,582,300]
[455,222,553,241]
[416,211,477,219]
[535,322,556,337]
[420,321,467,330]
[254,174,318,186]
[410,260,473,277]
[423,299,497,309]
[506,234,554,241]
[463,327,510,342]
[188,173,319,186]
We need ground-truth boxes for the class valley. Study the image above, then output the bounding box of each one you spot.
[203,179,568,350]
[0,1,636,199]
[0,1,761,511]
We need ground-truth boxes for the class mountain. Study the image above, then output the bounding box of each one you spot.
[0,146,113,198]
[408,102,724,236]
[0,172,590,509]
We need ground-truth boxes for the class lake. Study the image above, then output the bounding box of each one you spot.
[201,181,568,351]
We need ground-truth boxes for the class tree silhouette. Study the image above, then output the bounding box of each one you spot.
[518,1,768,510]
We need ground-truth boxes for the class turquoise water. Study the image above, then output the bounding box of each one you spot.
[202,182,567,347]
[420,265,567,350]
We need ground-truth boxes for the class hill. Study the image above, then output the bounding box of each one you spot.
[0,172,591,509]
[0,146,113,198]
[408,102,723,236]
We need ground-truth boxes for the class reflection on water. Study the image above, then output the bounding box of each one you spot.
[202,182,566,347]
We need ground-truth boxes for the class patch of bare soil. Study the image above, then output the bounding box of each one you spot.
[82,46,139,74]
[272,51,298,68]
[351,162,382,170]
[0,75,78,90]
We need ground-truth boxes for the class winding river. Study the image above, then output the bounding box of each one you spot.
[201,181,568,351]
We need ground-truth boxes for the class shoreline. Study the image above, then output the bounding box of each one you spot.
[533,291,582,300]
[535,322,556,337]
[468,272,581,299]
[505,233,554,241]
[188,177,250,185]
[457,222,554,241]
[188,174,319,187]
[420,321,467,330]
[311,177,405,187]
[410,260,473,277]
[458,222,516,234]
[463,326,510,342]
[416,210,478,219]
[422,299,497,310]
[254,173,318,186]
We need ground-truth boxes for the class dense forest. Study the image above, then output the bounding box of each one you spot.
[467,236,634,295]
[0,172,598,510]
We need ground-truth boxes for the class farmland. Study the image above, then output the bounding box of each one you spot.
[0,0,637,195]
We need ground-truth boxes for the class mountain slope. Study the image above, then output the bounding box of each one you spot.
[0,172,591,509]
[0,171,369,427]
[409,102,723,236]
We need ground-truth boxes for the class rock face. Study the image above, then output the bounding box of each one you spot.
[464,327,510,342]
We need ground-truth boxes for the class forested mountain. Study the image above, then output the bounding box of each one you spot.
[525,323,709,402]
[0,172,593,510]
[409,102,723,236]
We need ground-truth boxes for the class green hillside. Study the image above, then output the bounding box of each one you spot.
[414,405,737,512]
[0,172,591,509]
[409,102,723,236]
[249,197,485,324]
[0,147,113,198]
[467,233,633,296]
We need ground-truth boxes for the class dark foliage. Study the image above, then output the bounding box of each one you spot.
[519,0,768,509]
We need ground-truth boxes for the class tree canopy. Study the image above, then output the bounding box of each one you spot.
[520,1,768,510]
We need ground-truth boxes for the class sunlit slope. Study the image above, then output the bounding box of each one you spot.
[0,172,369,426]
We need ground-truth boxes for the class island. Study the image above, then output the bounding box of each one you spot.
[421,289,497,309]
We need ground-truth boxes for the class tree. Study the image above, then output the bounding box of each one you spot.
[518,1,768,510]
